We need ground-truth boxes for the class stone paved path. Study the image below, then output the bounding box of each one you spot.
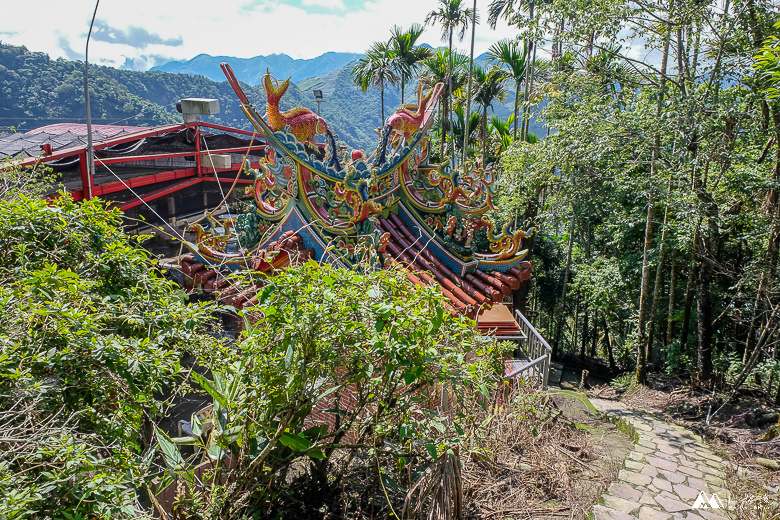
[590,398,731,520]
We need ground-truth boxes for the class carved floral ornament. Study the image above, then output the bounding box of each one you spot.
[187,65,532,265]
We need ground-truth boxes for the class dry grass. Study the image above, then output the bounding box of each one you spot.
[276,384,630,520]
[459,385,622,520]
[404,448,464,520]
[722,458,780,519]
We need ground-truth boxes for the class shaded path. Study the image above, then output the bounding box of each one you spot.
[590,398,730,520]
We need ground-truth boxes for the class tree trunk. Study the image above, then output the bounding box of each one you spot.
[513,81,520,140]
[680,262,698,353]
[481,109,488,166]
[666,254,678,348]
[462,0,477,170]
[636,26,671,384]
[775,372,780,406]
[521,0,535,141]
[696,211,718,385]
[603,316,616,370]
[553,213,576,360]
[590,310,598,357]
[581,219,592,359]
[748,105,780,362]
[446,29,453,157]
[695,259,714,384]
[524,39,537,139]
[573,295,581,355]
[647,176,674,369]
[636,195,657,384]
[439,100,447,160]
[581,303,589,359]
[514,186,541,314]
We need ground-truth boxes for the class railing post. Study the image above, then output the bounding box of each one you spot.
[514,309,553,388]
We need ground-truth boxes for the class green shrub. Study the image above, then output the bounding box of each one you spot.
[160,261,508,518]
[0,195,220,519]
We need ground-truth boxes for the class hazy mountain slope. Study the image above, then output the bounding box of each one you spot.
[0,44,373,148]
[0,43,545,151]
[0,44,180,131]
[151,52,364,84]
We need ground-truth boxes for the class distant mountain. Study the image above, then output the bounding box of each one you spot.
[0,43,545,153]
[151,52,364,85]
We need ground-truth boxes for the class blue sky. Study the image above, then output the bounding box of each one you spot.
[0,0,521,70]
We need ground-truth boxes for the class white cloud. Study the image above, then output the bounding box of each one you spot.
[301,0,346,9]
[0,0,521,68]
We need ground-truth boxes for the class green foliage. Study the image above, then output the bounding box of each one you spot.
[351,41,400,121]
[389,24,433,103]
[0,159,55,201]
[663,340,691,375]
[610,372,635,390]
[159,261,507,517]
[753,23,780,98]
[494,0,780,384]
[0,195,219,518]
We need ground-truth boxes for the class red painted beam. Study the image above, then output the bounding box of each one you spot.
[118,178,203,211]
[198,122,262,137]
[65,162,256,202]
[92,168,199,197]
[94,146,266,166]
[202,177,254,185]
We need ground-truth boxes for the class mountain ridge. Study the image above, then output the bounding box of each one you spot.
[151,51,364,85]
[0,43,544,152]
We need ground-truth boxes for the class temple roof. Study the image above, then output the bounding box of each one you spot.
[378,212,530,318]
[180,220,531,337]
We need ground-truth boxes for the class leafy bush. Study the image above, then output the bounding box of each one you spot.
[160,261,508,518]
[0,195,220,518]
[0,158,55,202]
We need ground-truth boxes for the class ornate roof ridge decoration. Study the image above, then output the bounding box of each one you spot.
[183,63,535,307]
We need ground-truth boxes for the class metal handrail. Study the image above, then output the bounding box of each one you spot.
[506,354,547,379]
[514,309,552,354]
[512,309,553,387]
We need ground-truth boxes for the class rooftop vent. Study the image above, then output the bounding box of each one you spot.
[177,98,220,123]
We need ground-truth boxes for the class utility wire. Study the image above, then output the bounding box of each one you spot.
[95,156,187,243]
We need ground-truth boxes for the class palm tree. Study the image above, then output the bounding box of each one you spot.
[487,39,527,139]
[389,24,432,104]
[488,114,513,155]
[488,0,537,141]
[472,64,508,165]
[451,105,480,161]
[579,44,640,96]
[351,41,400,122]
[419,49,469,159]
[425,0,476,158]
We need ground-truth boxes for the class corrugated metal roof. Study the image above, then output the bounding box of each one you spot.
[0,124,146,160]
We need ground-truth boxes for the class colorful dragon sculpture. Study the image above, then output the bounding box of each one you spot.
[184,62,533,278]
